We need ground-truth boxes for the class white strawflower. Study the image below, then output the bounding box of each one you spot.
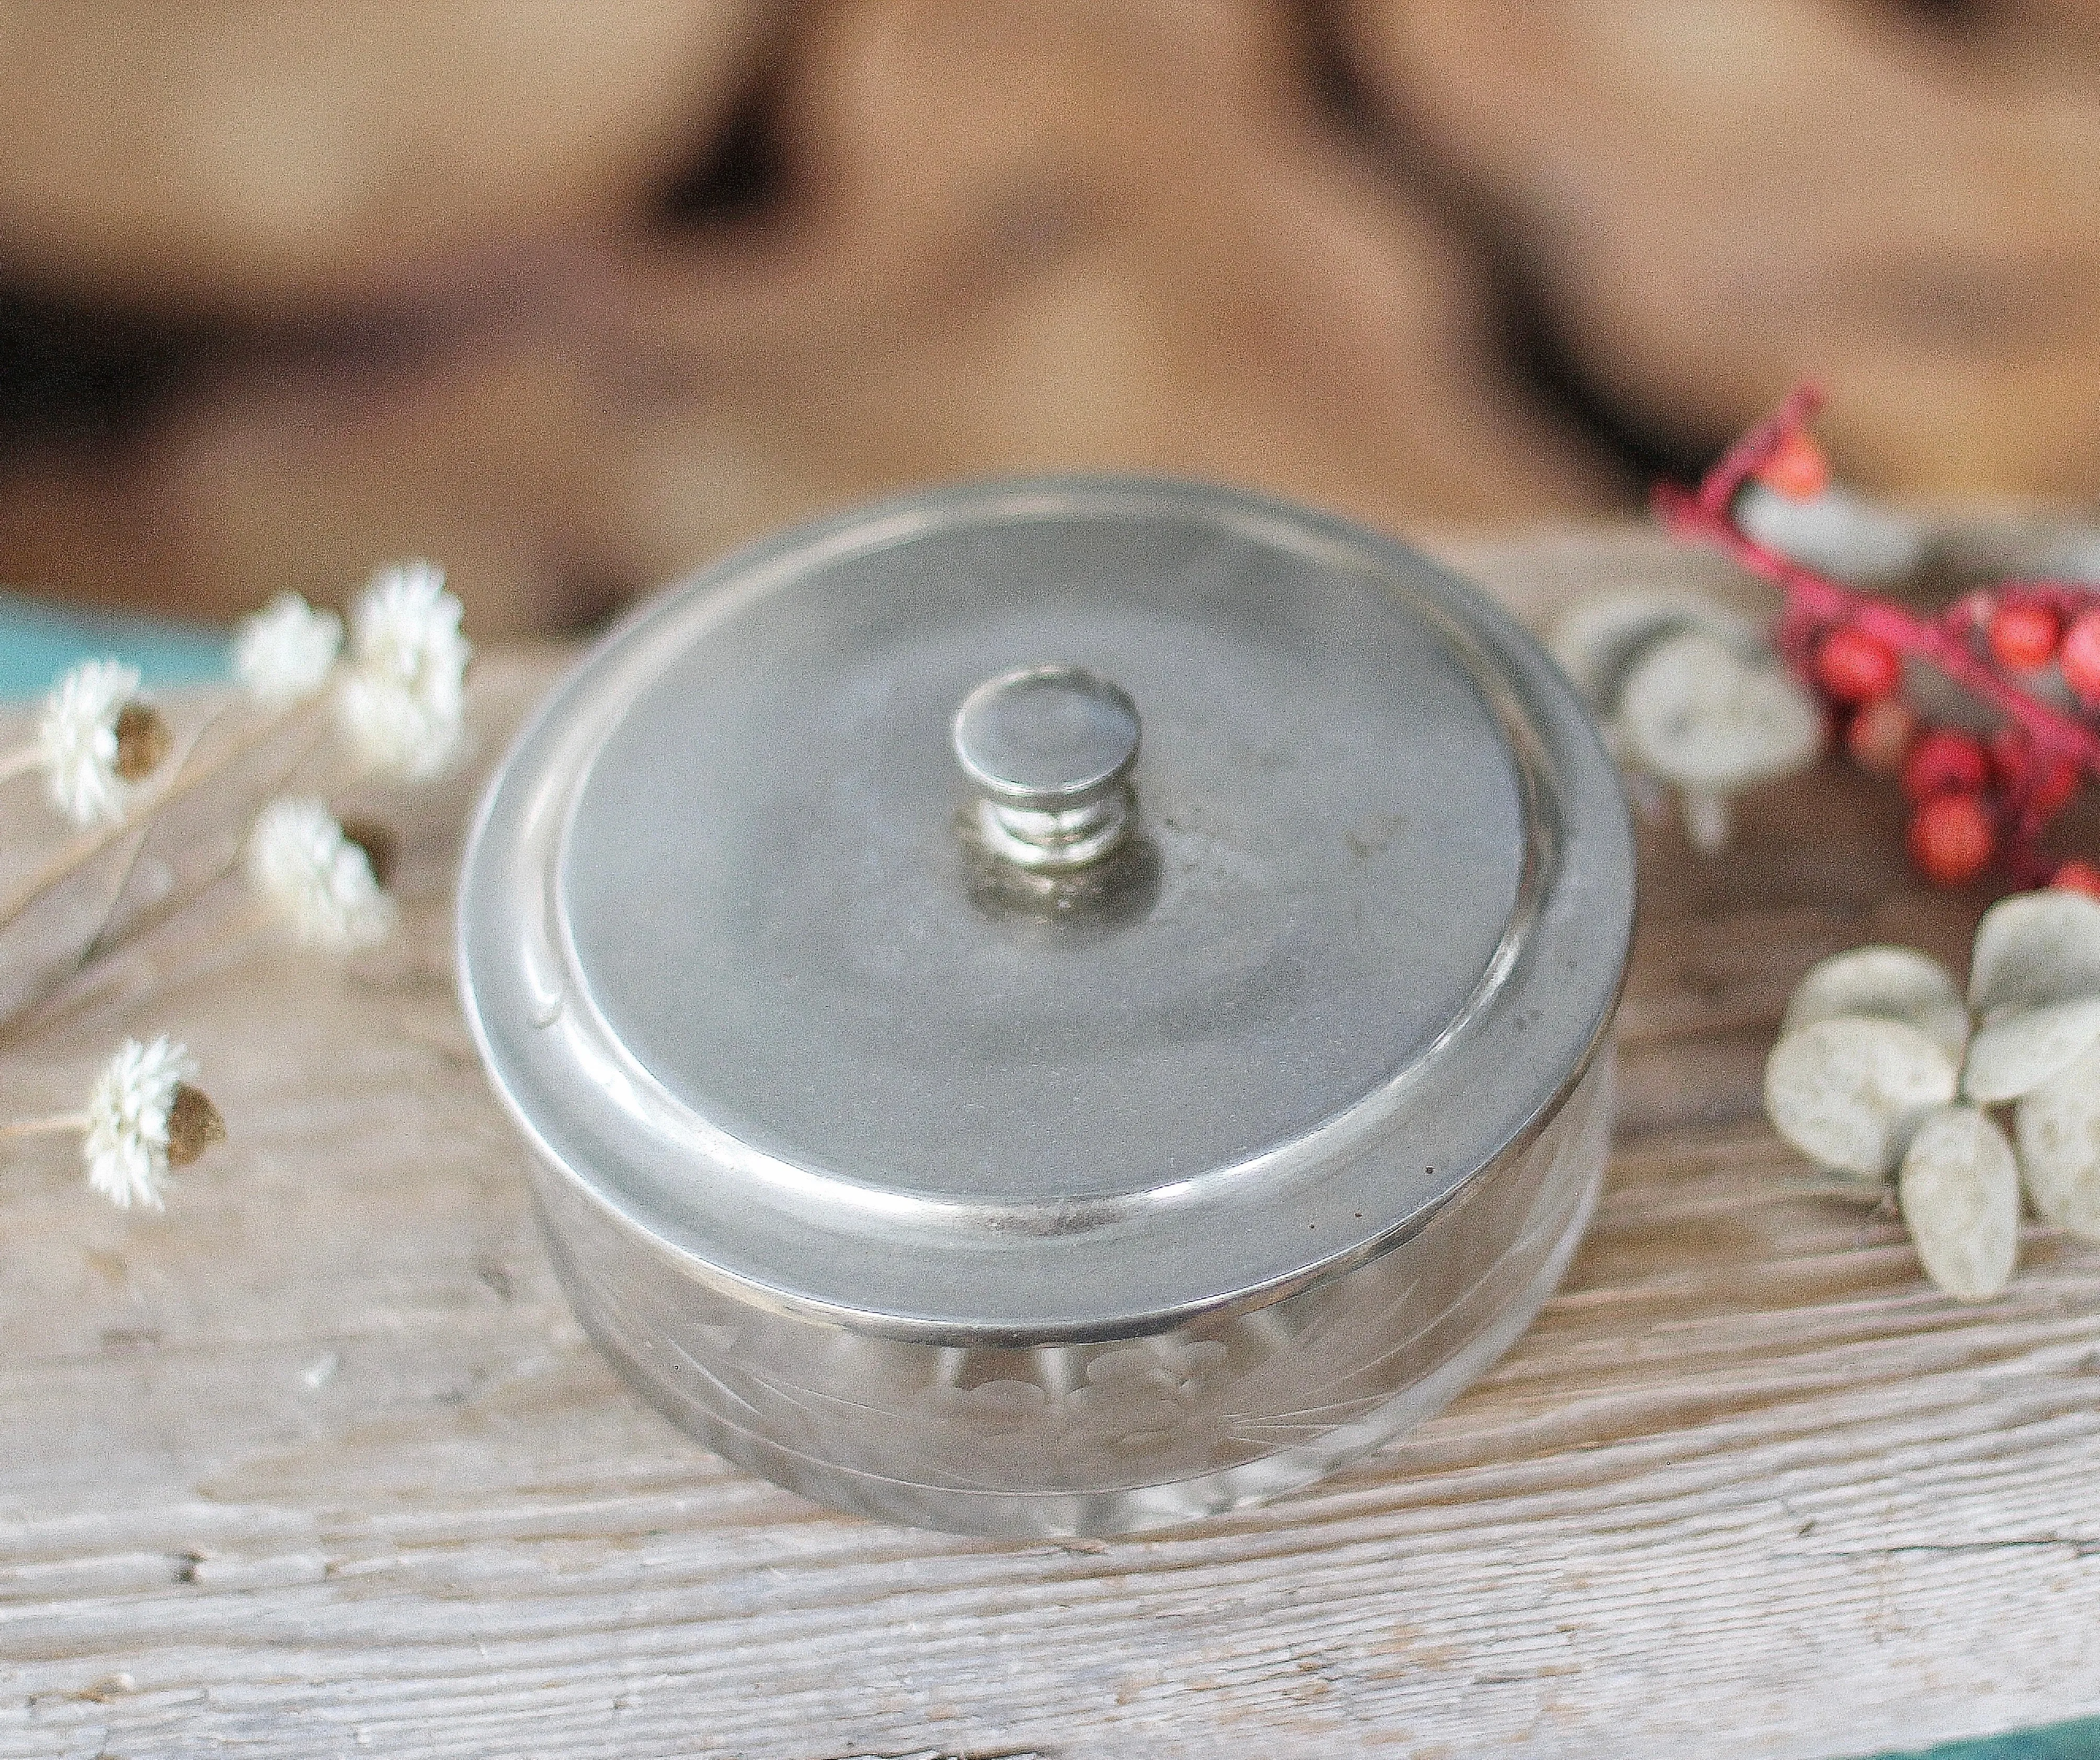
[245,797,397,950]
[82,1037,221,1210]
[36,659,170,826]
[335,561,469,780]
[234,593,344,706]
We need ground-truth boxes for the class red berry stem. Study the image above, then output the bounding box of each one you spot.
[1656,482,2100,770]
[1693,382,1828,522]
[1652,385,2100,885]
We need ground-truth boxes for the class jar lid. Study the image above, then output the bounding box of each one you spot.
[458,479,1633,1342]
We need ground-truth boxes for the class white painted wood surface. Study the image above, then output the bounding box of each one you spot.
[3,532,2096,1760]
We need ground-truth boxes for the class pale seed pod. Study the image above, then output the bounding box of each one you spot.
[2013,1039,2100,1243]
[1735,484,1927,585]
[1764,1015,1959,1182]
[1550,593,1819,855]
[1548,591,1764,714]
[1961,995,2100,1105]
[1782,945,1968,1069]
[1898,1104,2021,1302]
[1614,630,1822,852]
[1968,890,2100,1015]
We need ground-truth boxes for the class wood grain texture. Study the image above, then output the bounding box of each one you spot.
[3,532,2097,1760]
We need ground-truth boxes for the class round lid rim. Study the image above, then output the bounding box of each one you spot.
[456,474,1634,1339]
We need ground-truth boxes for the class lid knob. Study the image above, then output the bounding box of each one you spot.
[952,664,1140,871]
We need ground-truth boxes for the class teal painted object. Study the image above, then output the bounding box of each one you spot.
[0,590,230,701]
[1861,1720,2100,1759]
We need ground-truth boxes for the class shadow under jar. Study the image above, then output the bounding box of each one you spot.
[456,478,1634,1537]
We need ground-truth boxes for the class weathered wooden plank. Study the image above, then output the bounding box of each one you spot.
[3,543,2098,1760]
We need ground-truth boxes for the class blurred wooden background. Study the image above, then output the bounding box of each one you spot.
[3,0,2099,639]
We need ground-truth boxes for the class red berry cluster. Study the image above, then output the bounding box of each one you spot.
[1654,385,2100,891]
[1808,611,2095,886]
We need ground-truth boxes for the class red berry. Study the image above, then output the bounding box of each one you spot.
[1754,429,1831,501]
[1988,601,2061,670]
[2052,858,2100,899]
[2033,756,2083,815]
[1814,626,1901,704]
[1846,696,1918,777]
[2031,755,2082,816]
[2063,609,2100,705]
[1901,728,1991,804]
[1908,793,1995,887]
[1987,728,2080,815]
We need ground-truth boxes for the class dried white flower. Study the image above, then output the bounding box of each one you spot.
[245,797,397,951]
[335,561,469,780]
[1898,1104,2021,1302]
[1615,630,1823,852]
[36,659,170,826]
[234,593,344,706]
[82,1036,221,1210]
[1770,895,2100,1298]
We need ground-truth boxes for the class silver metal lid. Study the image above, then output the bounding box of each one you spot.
[458,479,1633,1342]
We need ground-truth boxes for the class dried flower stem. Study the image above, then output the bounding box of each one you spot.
[0,702,343,1035]
[40,876,373,1030]
[1,1111,92,1138]
[0,761,187,942]
[34,899,266,1027]
[1661,483,2100,767]
[0,698,311,936]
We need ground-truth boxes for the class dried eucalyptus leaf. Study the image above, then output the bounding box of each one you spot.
[1898,1104,2020,1302]
[0,822,150,1023]
[1968,890,2100,1015]
[1617,630,1823,793]
[1782,945,1968,1068]
[1764,1016,1959,1181]
[2013,1040,2100,1243]
[1961,996,2100,1105]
